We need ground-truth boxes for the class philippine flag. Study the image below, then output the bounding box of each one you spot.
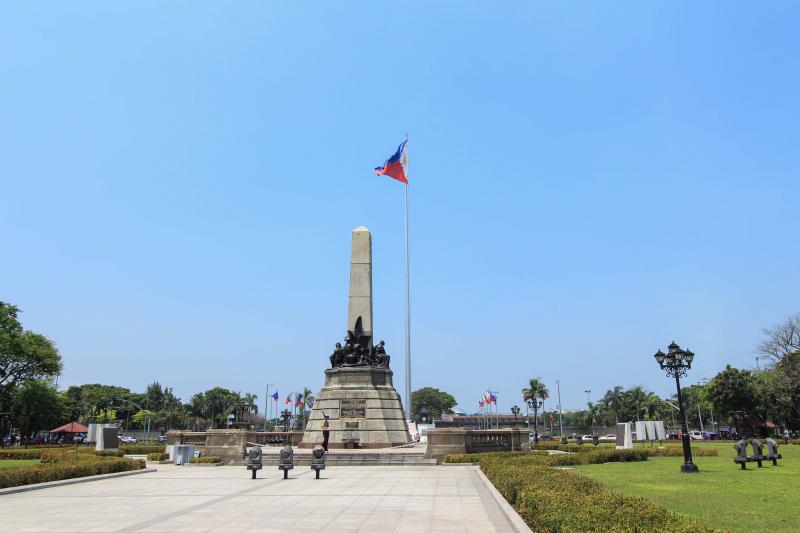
[375,140,409,184]
[271,391,279,401]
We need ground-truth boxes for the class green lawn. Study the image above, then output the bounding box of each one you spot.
[573,442,800,532]
[0,459,41,470]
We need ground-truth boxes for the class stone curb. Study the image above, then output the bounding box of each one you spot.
[473,466,533,533]
[0,468,157,496]
[183,462,224,467]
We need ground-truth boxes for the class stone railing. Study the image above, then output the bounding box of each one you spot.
[165,430,305,464]
[425,428,527,463]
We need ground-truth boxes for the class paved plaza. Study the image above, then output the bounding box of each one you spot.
[1,465,517,533]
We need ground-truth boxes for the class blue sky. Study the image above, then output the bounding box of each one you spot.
[2,2,798,413]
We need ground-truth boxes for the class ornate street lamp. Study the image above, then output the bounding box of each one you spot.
[511,405,520,425]
[527,398,543,444]
[654,341,698,473]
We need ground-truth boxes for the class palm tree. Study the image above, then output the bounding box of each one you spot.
[522,377,550,404]
[624,386,647,422]
[243,393,258,415]
[642,392,665,421]
[602,386,625,423]
[522,378,550,443]
[299,387,314,429]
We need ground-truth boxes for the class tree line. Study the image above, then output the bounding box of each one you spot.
[0,301,313,442]
[522,313,800,435]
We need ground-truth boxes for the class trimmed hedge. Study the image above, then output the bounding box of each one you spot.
[94,450,125,458]
[119,445,165,455]
[445,448,650,467]
[147,452,169,461]
[0,450,43,460]
[649,446,718,457]
[467,453,712,532]
[0,458,145,489]
[189,456,221,464]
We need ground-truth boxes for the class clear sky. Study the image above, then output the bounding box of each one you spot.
[3,2,798,413]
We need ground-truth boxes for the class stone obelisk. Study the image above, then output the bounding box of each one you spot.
[300,226,410,449]
[348,226,373,338]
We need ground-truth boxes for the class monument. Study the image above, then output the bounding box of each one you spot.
[300,226,411,448]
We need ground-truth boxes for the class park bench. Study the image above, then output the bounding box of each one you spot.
[734,438,781,469]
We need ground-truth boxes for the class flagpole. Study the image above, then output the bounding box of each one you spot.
[403,136,412,423]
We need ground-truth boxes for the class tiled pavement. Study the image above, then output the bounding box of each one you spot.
[0,465,516,533]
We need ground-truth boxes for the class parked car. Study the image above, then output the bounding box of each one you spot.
[598,434,617,443]
[157,435,167,444]
[581,434,594,441]
[119,436,137,444]
[688,431,703,440]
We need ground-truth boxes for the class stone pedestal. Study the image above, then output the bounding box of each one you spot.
[300,366,410,449]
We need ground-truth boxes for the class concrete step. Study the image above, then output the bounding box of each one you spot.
[254,454,436,467]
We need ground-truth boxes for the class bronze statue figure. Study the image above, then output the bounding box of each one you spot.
[329,316,390,369]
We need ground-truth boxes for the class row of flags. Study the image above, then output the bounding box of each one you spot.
[478,390,498,408]
[270,391,312,409]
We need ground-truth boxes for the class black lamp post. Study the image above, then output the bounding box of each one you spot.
[511,405,520,426]
[527,399,543,444]
[654,341,699,473]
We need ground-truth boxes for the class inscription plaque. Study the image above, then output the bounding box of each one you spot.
[345,421,359,429]
[340,399,366,418]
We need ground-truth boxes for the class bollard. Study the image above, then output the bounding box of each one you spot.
[278,444,294,479]
[310,444,326,479]
[245,445,263,479]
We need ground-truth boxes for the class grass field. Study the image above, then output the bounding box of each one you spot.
[574,442,800,532]
[0,459,41,470]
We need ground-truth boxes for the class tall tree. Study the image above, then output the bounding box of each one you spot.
[707,366,757,431]
[601,386,625,423]
[145,381,166,410]
[11,380,64,442]
[410,387,457,421]
[0,302,62,410]
[757,312,800,362]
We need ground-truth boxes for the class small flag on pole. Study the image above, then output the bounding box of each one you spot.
[375,140,409,184]
[271,391,279,401]
[285,393,293,404]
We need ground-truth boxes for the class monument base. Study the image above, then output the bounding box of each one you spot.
[300,366,410,449]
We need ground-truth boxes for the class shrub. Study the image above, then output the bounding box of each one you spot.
[147,452,169,461]
[0,450,43,460]
[0,458,145,489]
[445,448,650,467]
[39,450,70,464]
[189,456,221,464]
[476,453,711,532]
[119,445,165,455]
[94,450,125,458]
[648,446,718,457]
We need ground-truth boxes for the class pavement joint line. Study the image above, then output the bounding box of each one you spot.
[112,469,314,533]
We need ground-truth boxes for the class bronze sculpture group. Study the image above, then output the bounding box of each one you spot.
[329,316,390,368]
